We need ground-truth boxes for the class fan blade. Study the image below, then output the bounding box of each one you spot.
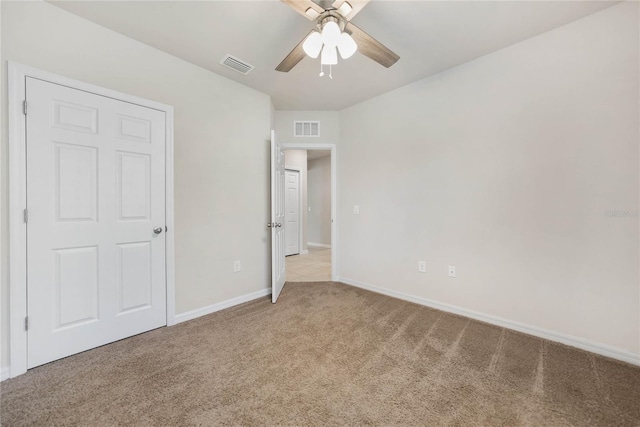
[331,0,370,21]
[346,22,399,68]
[276,31,315,72]
[281,0,325,20]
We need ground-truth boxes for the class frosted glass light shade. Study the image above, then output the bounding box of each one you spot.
[302,31,323,58]
[321,21,341,47]
[337,32,357,59]
[321,45,338,65]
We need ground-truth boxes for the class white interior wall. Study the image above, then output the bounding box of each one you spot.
[0,0,5,378]
[338,2,639,357]
[0,1,272,371]
[307,156,332,246]
[270,100,276,133]
[284,150,308,253]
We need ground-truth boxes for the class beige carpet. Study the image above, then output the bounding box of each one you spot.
[1,282,639,426]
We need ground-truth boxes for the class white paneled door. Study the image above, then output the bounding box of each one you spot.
[285,169,300,256]
[26,78,167,368]
[270,131,286,303]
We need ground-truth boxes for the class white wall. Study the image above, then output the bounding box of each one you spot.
[0,0,6,380]
[284,150,308,253]
[338,2,639,357]
[270,100,276,133]
[1,1,272,371]
[307,156,332,246]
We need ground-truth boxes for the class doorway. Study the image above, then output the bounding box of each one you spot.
[282,148,334,282]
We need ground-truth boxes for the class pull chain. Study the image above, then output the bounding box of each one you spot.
[329,64,333,79]
[319,63,325,77]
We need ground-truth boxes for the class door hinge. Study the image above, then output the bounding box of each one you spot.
[23,209,29,224]
[23,100,27,116]
[24,316,29,331]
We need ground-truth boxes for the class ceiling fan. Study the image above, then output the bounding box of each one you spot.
[276,0,400,75]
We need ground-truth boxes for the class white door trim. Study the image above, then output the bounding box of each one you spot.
[7,61,176,378]
[285,167,304,256]
[280,143,337,281]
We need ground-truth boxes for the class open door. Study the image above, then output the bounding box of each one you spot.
[270,131,286,303]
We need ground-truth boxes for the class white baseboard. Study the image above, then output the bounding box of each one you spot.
[338,277,640,366]
[1,367,10,382]
[308,242,331,249]
[175,288,271,324]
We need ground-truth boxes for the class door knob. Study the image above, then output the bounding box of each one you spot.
[153,227,163,234]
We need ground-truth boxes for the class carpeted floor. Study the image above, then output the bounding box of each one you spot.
[1,282,639,426]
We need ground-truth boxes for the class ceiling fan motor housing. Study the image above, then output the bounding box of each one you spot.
[316,10,347,33]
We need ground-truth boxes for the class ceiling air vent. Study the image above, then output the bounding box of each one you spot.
[220,54,255,75]
[294,121,320,137]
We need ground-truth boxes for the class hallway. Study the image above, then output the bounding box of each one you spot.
[285,247,331,282]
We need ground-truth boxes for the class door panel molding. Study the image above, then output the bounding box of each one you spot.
[7,62,175,378]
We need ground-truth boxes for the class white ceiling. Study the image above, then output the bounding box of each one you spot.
[50,0,618,111]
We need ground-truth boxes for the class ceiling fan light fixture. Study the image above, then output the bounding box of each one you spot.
[337,32,357,59]
[303,31,323,58]
[320,45,338,65]
[321,21,341,47]
[276,0,400,74]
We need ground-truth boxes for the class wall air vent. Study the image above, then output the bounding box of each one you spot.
[220,54,255,75]
[294,121,320,137]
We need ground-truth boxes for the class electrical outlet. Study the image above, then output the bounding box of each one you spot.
[234,261,241,273]
[353,205,360,215]
[308,206,311,212]
[448,265,456,278]
[418,261,426,273]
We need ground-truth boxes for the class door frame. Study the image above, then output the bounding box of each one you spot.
[7,62,176,378]
[280,143,337,281]
[284,167,304,256]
